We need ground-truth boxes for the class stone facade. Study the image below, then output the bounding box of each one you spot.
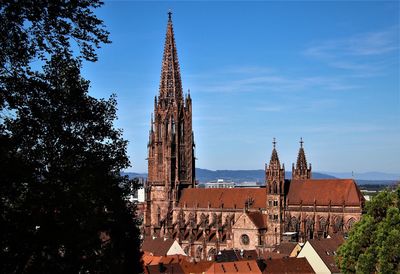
[144,12,195,237]
[142,13,365,260]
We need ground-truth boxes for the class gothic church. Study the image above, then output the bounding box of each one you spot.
[143,13,365,260]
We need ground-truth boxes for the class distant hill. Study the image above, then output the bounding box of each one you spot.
[355,180,398,186]
[123,168,335,183]
[123,169,398,185]
[195,168,336,183]
[322,171,400,181]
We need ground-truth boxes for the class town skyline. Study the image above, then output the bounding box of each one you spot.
[82,1,399,174]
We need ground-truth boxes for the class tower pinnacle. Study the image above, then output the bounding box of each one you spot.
[292,138,312,180]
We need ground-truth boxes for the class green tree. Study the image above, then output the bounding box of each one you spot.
[1,1,142,273]
[337,187,400,274]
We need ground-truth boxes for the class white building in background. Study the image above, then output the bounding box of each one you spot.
[129,177,146,203]
[204,179,235,188]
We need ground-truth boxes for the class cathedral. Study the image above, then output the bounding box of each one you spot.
[143,13,365,260]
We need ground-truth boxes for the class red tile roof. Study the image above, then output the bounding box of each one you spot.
[216,249,259,262]
[142,253,188,266]
[287,179,364,206]
[272,242,297,256]
[259,252,287,260]
[178,188,267,209]
[206,260,262,274]
[142,237,176,256]
[308,236,344,273]
[262,257,315,274]
[145,262,185,274]
[180,260,214,274]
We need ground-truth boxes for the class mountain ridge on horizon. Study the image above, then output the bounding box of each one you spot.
[123,168,400,184]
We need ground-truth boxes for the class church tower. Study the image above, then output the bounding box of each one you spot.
[265,138,285,247]
[292,138,312,180]
[145,12,195,237]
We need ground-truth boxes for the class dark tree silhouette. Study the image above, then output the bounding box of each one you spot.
[1,1,142,273]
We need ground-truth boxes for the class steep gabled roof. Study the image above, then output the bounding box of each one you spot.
[180,260,214,273]
[145,262,185,274]
[287,179,364,206]
[272,242,297,256]
[142,253,188,266]
[142,237,176,256]
[178,188,266,209]
[307,236,344,273]
[262,257,315,274]
[216,249,259,262]
[246,211,268,229]
[206,260,262,274]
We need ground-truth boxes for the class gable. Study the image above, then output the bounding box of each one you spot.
[297,242,331,274]
[232,212,259,230]
[142,237,175,256]
[166,241,186,256]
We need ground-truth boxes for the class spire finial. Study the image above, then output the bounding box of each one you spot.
[168,9,172,22]
[300,137,304,148]
[272,137,276,149]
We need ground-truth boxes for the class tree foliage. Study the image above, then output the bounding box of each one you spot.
[337,186,400,274]
[1,1,142,273]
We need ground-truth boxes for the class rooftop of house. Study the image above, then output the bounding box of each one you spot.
[307,235,345,273]
[144,262,185,274]
[206,260,262,274]
[142,253,188,266]
[142,237,177,256]
[272,242,298,256]
[246,211,268,229]
[216,249,259,262]
[262,257,315,274]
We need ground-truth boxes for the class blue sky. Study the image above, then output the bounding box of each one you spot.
[82,1,399,174]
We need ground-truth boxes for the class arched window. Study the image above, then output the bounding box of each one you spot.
[171,117,175,135]
[290,217,299,232]
[240,234,250,245]
[207,248,216,261]
[184,245,190,256]
[273,181,278,194]
[306,218,314,239]
[196,246,203,260]
[346,218,356,230]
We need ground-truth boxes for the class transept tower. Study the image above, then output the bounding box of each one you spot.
[292,138,312,180]
[265,138,286,247]
[145,12,195,237]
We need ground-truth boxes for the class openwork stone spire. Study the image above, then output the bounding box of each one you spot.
[269,138,281,168]
[158,11,183,103]
[145,12,195,237]
[266,138,285,185]
[292,138,312,180]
